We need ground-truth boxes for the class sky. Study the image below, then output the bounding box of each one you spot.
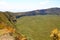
[0,0,60,12]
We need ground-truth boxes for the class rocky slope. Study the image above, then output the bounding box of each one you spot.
[0,12,27,40]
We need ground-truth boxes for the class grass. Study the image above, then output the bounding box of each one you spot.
[0,13,15,36]
[0,13,27,40]
[0,13,15,27]
[16,15,60,40]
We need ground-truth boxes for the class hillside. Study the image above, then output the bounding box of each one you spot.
[16,15,60,40]
[0,12,27,40]
[0,7,60,40]
[3,7,60,19]
[13,7,60,18]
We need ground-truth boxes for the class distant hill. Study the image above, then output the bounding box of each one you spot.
[0,7,60,18]
[25,7,60,15]
[13,7,60,18]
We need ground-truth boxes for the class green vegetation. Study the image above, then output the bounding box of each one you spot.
[16,15,60,40]
[0,12,27,40]
[0,12,17,27]
[0,13,13,27]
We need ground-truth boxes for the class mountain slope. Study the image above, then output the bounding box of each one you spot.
[0,12,27,40]
[13,7,60,18]
[26,7,60,15]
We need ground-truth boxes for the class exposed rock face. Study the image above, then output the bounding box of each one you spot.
[0,33,15,40]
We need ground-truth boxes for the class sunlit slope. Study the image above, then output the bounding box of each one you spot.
[16,15,60,40]
[0,13,15,35]
[0,13,14,27]
[0,13,9,23]
[0,13,27,40]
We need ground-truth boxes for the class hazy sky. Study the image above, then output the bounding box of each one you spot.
[0,0,60,12]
